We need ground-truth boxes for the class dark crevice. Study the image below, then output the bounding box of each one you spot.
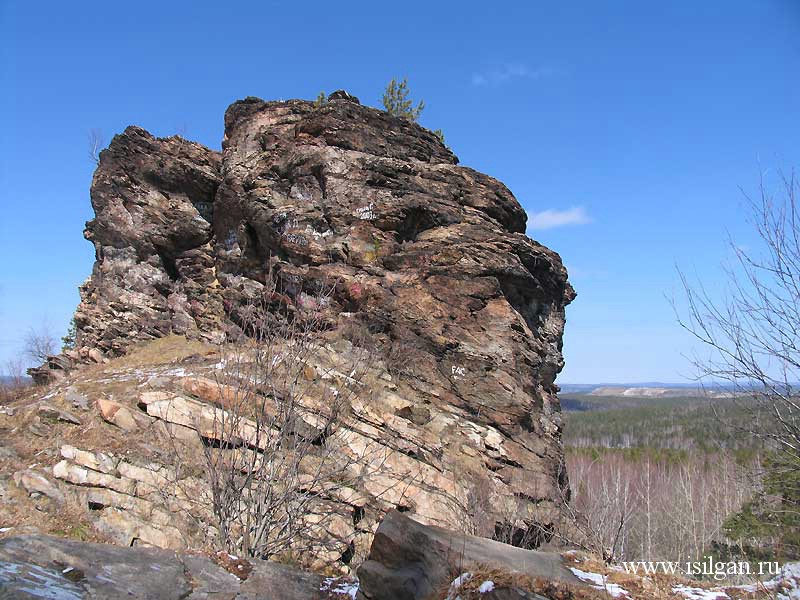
[497,275,548,335]
[157,248,180,282]
[340,541,355,565]
[394,206,441,243]
[493,521,551,550]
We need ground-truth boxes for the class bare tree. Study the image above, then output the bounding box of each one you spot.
[24,324,57,364]
[550,451,754,563]
[554,456,637,563]
[1,357,29,403]
[3,357,26,388]
[676,171,800,544]
[88,129,104,164]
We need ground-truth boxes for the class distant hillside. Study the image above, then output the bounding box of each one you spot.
[561,391,763,452]
[559,382,741,398]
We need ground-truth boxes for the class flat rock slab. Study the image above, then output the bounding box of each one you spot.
[357,510,579,600]
[0,535,192,599]
[0,534,333,599]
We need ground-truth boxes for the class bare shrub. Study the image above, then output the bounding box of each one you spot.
[381,338,419,379]
[162,273,401,566]
[88,129,104,164]
[550,455,636,563]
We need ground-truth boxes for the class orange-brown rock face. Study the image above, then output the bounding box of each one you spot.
[73,92,575,545]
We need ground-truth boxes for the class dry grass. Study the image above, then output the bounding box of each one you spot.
[0,338,219,547]
[560,552,777,600]
[431,562,608,600]
[104,335,216,369]
[425,553,780,600]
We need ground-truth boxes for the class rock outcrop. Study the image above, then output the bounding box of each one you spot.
[75,126,224,356]
[53,92,573,551]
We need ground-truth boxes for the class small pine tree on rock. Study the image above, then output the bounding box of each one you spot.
[382,77,424,122]
[61,317,77,351]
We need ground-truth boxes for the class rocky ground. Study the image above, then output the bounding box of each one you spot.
[1,349,790,598]
[1,333,573,573]
[1,507,790,599]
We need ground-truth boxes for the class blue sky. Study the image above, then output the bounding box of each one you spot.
[1,1,799,382]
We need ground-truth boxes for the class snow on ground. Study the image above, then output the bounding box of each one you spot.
[445,572,500,599]
[774,563,800,600]
[569,566,630,598]
[670,562,800,600]
[672,585,729,600]
[730,562,800,600]
[320,577,359,599]
[478,580,495,593]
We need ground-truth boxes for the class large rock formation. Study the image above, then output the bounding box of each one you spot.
[68,92,574,548]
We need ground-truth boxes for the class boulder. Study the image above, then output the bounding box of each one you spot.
[38,404,82,425]
[65,388,90,410]
[96,398,152,431]
[0,534,335,599]
[12,470,64,503]
[356,510,578,600]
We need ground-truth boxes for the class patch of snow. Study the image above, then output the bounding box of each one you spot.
[782,563,800,579]
[163,368,188,378]
[730,562,800,600]
[478,580,495,593]
[0,561,84,599]
[320,577,359,599]
[776,562,800,600]
[570,567,630,598]
[0,527,12,533]
[672,585,729,600]
[445,572,472,600]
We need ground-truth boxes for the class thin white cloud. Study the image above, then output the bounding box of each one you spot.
[471,64,559,87]
[527,206,591,231]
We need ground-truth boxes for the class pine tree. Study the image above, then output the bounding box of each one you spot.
[61,317,77,351]
[382,78,424,122]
